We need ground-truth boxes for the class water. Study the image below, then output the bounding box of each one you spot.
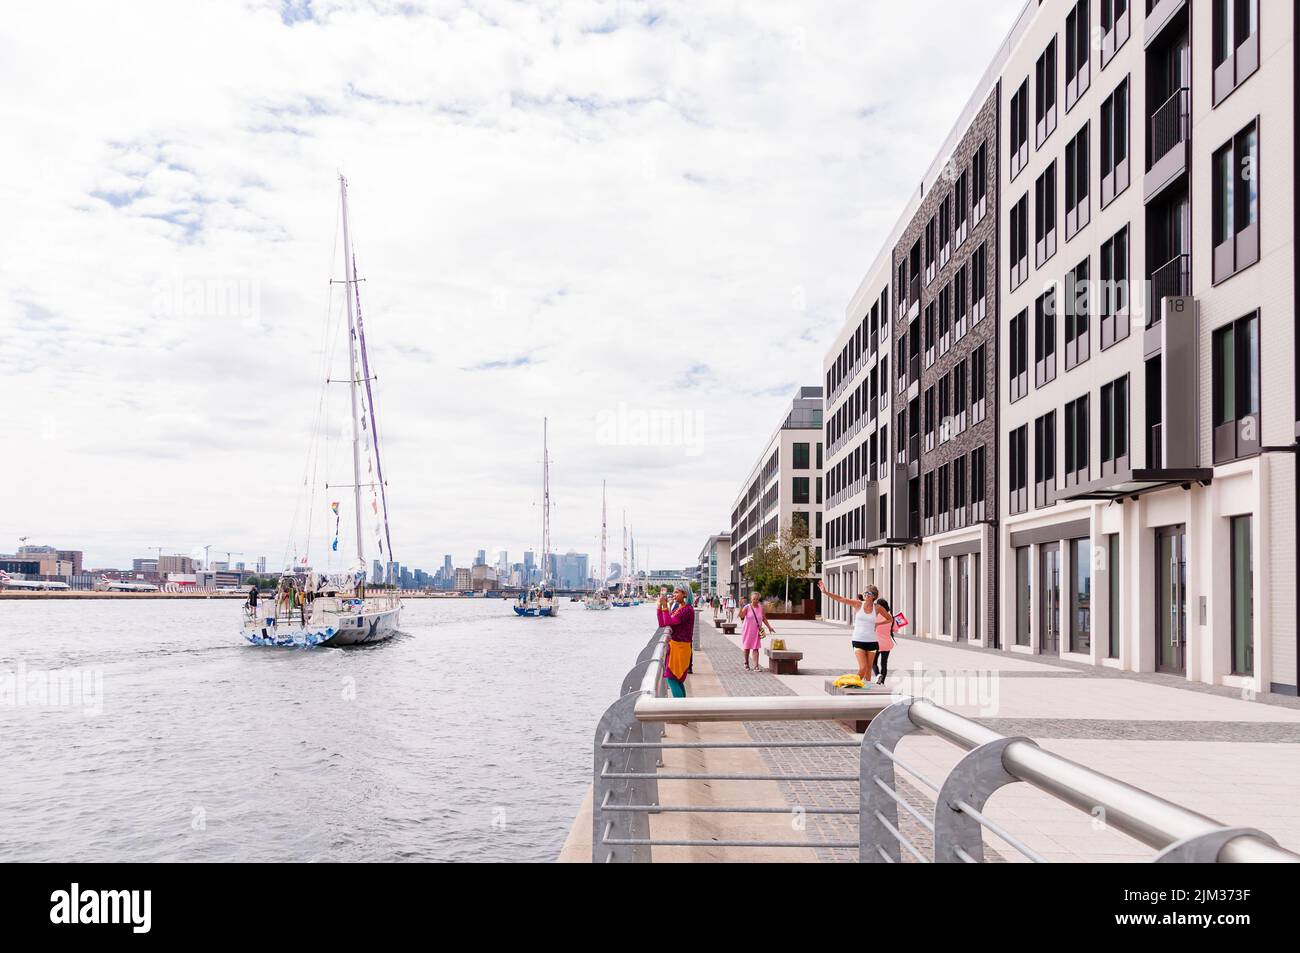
[0,597,656,862]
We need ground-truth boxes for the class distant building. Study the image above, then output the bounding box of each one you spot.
[474,550,486,566]
[256,556,267,574]
[454,567,471,590]
[697,534,732,599]
[132,558,159,573]
[728,386,825,603]
[158,554,195,575]
[469,564,496,591]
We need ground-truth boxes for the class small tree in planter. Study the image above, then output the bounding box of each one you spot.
[743,523,814,611]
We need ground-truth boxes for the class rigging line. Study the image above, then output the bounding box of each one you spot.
[283,198,343,573]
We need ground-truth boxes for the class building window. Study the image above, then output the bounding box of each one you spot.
[1212,312,1261,463]
[1230,514,1254,675]
[970,445,986,520]
[1064,258,1090,369]
[1034,287,1056,388]
[1213,0,1259,105]
[938,373,951,442]
[1212,120,1260,284]
[1064,395,1089,485]
[792,477,810,505]
[971,242,987,322]
[1099,76,1130,206]
[1069,537,1091,654]
[1034,411,1056,509]
[1010,194,1029,289]
[938,281,951,353]
[1065,0,1091,109]
[1034,162,1057,267]
[1064,123,1090,239]
[1100,225,1130,348]
[1010,309,1028,402]
[1010,424,1028,515]
[793,442,810,469]
[971,141,988,222]
[1100,0,1130,68]
[1100,375,1129,469]
[1106,533,1120,658]
[955,168,969,241]
[1010,80,1029,179]
[1015,546,1032,646]
[1035,36,1058,147]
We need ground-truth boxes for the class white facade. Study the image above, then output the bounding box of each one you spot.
[996,0,1295,694]
[697,534,732,600]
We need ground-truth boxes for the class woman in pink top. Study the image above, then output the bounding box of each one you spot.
[739,592,775,670]
[872,597,898,685]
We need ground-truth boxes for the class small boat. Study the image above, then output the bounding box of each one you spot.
[584,587,612,610]
[241,175,402,647]
[513,584,558,617]
[514,419,559,618]
[584,483,612,610]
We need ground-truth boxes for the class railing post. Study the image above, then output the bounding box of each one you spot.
[1153,827,1280,863]
[932,737,1035,863]
[593,693,651,862]
[859,698,921,862]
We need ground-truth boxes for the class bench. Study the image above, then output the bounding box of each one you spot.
[824,679,883,733]
[764,648,803,675]
[720,622,737,635]
[712,617,723,629]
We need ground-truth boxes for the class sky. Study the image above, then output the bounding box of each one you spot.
[0,0,1025,573]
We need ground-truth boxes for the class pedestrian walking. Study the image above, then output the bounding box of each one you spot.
[738,591,775,671]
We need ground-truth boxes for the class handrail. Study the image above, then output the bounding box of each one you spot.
[592,626,1300,863]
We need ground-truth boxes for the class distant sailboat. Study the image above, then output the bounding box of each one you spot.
[584,480,611,611]
[241,175,402,647]
[514,418,559,617]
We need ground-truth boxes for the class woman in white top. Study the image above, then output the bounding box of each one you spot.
[819,581,891,681]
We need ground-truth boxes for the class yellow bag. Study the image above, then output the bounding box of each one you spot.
[770,638,786,651]
[833,674,867,689]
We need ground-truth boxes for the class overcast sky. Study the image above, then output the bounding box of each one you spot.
[1,0,1025,573]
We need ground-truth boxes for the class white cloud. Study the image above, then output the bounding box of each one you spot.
[0,0,1025,571]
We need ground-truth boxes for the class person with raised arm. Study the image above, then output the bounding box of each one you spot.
[656,586,695,698]
[818,580,890,683]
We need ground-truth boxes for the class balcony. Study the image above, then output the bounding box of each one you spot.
[1145,87,1189,202]
[1144,0,1186,51]
[1146,253,1190,328]
[907,353,921,389]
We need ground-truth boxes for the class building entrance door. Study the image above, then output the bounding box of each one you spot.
[1156,524,1187,674]
[1039,543,1061,655]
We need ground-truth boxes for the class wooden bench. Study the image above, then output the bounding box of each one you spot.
[824,679,882,733]
[764,648,804,675]
[712,616,723,629]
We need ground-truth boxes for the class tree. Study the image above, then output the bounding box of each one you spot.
[743,523,815,604]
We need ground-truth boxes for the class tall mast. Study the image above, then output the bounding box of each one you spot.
[599,481,607,587]
[542,418,551,584]
[622,511,628,595]
[339,175,365,568]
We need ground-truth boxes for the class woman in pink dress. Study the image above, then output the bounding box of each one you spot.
[738,592,775,670]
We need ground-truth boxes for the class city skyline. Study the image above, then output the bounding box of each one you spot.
[1,0,1025,571]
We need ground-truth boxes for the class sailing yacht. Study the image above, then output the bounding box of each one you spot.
[514,419,560,618]
[584,481,612,611]
[242,175,402,648]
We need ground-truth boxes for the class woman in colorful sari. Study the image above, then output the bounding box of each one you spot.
[656,586,695,697]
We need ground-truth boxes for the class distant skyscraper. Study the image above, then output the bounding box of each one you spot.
[372,559,383,584]
[475,550,486,567]
[256,556,267,574]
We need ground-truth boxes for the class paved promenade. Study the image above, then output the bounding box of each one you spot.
[561,617,1300,862]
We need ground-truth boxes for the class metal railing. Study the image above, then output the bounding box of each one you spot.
[1150,87,1189,166]
[592,627,1300,863]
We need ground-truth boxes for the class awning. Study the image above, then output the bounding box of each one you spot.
[1058,467,1212,502]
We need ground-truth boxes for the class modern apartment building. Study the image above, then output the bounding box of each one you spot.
[728,387,825,601]
[823,59,1001,635]
[823,0,1296,697]
[697,533,732,600]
